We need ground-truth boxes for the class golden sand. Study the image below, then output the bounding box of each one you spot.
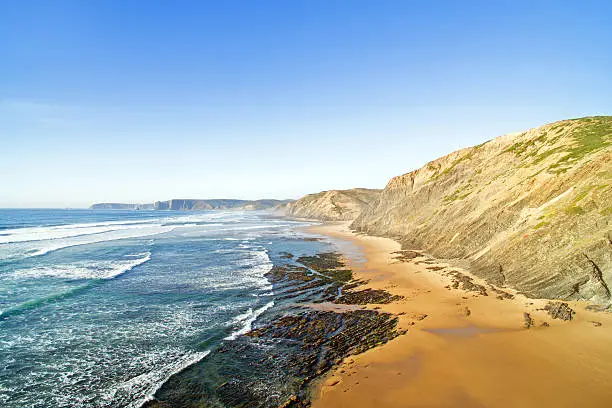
[308,222,612,408]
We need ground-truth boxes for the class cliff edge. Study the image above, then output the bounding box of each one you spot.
[352,116,612,304]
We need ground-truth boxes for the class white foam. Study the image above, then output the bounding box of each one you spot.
[0,212,232,246]
[145,350,211,399]
[224,301,274,340]
[200,247,274,292]
[0,220,159,244]
[13,252,151,280]
[7,226,175,260]
[103,349,211,408]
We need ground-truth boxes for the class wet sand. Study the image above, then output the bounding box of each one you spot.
[308,222,612,408]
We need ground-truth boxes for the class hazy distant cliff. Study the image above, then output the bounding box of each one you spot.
[153,199,291,211]
[90,203,154,210]
[285,188,381,221]
[91,199,291,211]
[352,117,612,303]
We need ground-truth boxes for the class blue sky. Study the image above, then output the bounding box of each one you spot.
[1,0,610,207]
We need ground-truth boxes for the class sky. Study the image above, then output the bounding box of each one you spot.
[1,0,611,208]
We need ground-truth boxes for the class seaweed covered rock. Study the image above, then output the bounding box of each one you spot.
[335,288,403,305]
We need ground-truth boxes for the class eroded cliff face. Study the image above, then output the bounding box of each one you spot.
[352,117,612,304]
[286,189,381,221]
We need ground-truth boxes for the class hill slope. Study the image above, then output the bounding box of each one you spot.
[352,116,612,304]
[285,188,381,221]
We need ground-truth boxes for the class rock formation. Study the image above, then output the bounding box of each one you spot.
[351,116,611,304]
[152,199,290,211]
[285,189,381,221]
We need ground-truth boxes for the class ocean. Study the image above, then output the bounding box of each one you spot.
[0,209,329,407]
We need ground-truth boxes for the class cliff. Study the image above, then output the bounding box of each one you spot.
[153,199,291,211]
[352,116,612,304]
[285,188,381,221]
[91,199,291,211]
[89,203,154,210]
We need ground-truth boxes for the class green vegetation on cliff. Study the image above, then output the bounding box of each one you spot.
[351,116,612,304]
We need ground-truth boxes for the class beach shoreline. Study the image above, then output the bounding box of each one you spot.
[307,221,612,408]
[143,220,404,408]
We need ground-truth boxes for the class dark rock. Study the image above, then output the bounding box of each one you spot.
[523,312,535,328]
[296,252,353,282]
[447,271,488,296]
[585,304,610,312]
[392,250,421,262]
[489,286,514,300]
[335,289,402,305]
[543,302,575,321]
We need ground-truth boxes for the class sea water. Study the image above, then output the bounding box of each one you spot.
[0,209,324,407]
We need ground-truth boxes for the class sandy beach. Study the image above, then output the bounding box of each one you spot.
[308,222,612,408]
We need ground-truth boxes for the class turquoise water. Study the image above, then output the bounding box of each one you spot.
[0,209,323,407]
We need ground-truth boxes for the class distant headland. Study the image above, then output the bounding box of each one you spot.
[90,199,292,211]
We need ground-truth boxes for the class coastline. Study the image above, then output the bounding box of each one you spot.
[143,222,403,407]
[307,222,612,408]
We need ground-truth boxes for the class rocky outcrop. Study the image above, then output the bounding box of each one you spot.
[153,199,291,211]
[144,250,402,408]
[543,302,575,321]
[285,189,381,221]
[352,116,612,304]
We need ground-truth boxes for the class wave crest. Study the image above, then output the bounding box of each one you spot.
[13,252,151,280]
